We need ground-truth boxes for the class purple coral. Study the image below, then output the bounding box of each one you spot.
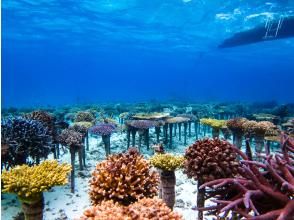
[129,120,156,129]
[90,123,116,157]
[90,123,116,136]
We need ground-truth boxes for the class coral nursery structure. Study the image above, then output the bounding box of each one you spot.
[150,153,184,209]
[1,102,294,220]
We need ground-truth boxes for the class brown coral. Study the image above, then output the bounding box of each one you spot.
[184,138,240,183]
[89,148,159,205]
[80,198,182,220]
[199,134,294,220]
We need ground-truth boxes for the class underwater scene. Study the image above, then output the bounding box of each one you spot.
[1,0,294,220]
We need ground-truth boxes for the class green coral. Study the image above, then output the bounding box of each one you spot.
[200,118,227,129]
[150,153,184,171]
[1,160,71,202]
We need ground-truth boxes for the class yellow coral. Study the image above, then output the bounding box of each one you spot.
[72,121,93,129]
[1,160,71,202]
[200,118,227,129]
[150,153,184,171]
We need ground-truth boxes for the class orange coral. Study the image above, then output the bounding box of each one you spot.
[80,198,182,220]
[89,148,159,205]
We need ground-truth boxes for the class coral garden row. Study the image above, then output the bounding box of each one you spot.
[1,102,294,220]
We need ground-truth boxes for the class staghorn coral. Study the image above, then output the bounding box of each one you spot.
[184,138,240,220]
[1,160,71,202]
[1,117,52,167]
[199,134,294,220]
[81,198,182,220]
[89,148,159,205]
[74,111,95,123]
[150,153,184,171]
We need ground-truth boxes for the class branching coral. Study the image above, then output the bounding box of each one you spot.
[150,153,184,171]
[80,198,182,220]
[25,110,55,137]
[58,129,83,147]
[74,111,95,123]
[89,148,159,205]
[1,160,71,202]
[1,117,52,168]
[199,134,294,220]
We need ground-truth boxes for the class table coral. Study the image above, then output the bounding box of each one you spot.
[89,148,159,205]
[74,111,95,123]
[150,153,184,171]
[1,160,71,202]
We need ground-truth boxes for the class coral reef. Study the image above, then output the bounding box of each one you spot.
[150,153,184,171]
[166,117,190,146]
[200,118,227,138]
[80,198,182,220]
[71,121,93,148]
[90,123,116,136]
[150,153,184,210]
[1,117,52,168]
[227,117,248,148]
[2,160,70,220]
[199,134,294,220]
[90,123,116,156]
[74,111,95,123]
[126,120,156,150]
[184,138,239,183]
[243,120,276,154]
[89,148,159,205]
[184,138,240,220]
[58,129,83,193]
[2,160,71,202]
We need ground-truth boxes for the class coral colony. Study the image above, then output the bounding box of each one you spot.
[1,102,294,219]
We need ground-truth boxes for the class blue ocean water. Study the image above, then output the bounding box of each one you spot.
[2,0,294,107]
